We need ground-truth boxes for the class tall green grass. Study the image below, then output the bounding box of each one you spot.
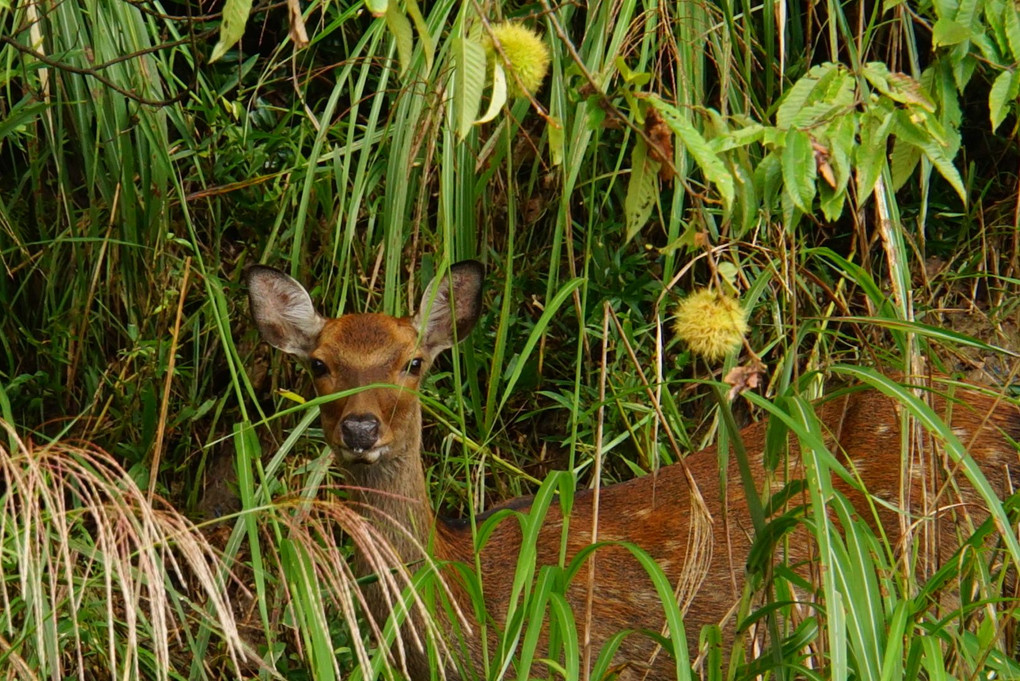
[2,0,1020,676]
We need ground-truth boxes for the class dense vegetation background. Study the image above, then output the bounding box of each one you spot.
[2,0,1020,677]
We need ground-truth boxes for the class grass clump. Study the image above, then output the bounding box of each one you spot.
[0,424,249,678]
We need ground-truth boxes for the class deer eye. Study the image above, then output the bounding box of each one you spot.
[405,357,424,376]
[309,358,329,378]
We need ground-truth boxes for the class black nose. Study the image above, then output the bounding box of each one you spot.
[340,414,380,452]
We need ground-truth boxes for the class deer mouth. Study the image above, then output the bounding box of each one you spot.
[338,445,388,465]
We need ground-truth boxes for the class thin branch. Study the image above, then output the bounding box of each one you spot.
[1,36,188,107]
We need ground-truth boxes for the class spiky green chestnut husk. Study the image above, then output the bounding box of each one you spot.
[673,289,748,361]
[484,23,551,97]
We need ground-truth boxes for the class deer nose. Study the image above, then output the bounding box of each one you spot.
[340,414,380,452]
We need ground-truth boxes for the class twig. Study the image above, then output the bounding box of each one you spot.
[1,36,188,107]
[149,257,192,501]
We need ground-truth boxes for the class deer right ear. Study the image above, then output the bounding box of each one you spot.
[414,260,484,357]
[246,265,325,358]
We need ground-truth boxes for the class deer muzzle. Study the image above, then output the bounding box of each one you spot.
[340,413,382,458]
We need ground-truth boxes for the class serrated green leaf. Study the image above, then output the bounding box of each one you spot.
[781,178,800,228]
[819,183,846,221]
[454,36,486,139]
[762,127,785,147]
[855,109,893,203]
[950,41,979,91]
[385,2,414,76]
[405,0,433,72]
[712,123,766,152]
[782,129,816,213]
[885,72,936,111]
[827,113,855,191]
[365,0,387,17]
[862,61,892,94]
[624,139,660,243]
[648,96,735,210]
[971,30,1002,63]
[789,71,855,128]
[209,0,253,63]
[733,160,757,237]
[889,136,921,191]
[754,151,783,210]
[957,0,979,30]
[818,65,852,101]
[1005,5,1020,61]
[932,17,971,45]
[892,109,966,203]
[914,107,955,150]
[926,61,962,128]
[790,101,838,129]
[476,62,507,124]
[989,69,1019,131]
[777,64,837,129]
[864,63,935,111]
[776,79,817,130]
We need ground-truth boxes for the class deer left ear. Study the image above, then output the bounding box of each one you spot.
[414,260,484,356]
[246,265,325,358]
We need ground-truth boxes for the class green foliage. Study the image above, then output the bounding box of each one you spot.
[211,0,255,62]
[2,0,1020,675]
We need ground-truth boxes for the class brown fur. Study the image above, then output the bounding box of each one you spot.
[427,387,1020,679]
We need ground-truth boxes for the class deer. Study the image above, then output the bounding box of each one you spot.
[246,260,1020,680]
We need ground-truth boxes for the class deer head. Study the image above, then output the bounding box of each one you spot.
[246,261,484,468]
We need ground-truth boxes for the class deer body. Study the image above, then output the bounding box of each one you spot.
[247,262,1020,680]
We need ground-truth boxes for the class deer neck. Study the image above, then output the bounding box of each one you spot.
[341,409,437,568]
